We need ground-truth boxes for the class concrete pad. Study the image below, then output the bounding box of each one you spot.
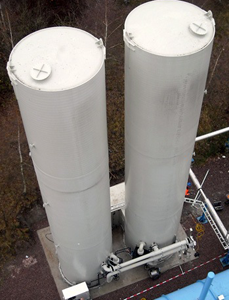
[38,182,197,299]
[110,182,125,212]
[38,223,197,300]
[37,227,68,299]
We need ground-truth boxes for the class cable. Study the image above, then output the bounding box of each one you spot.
[115,247,132,255]
[59,263,76,286]
[196,223,205,240]
[88,273,107,289]
[115,247,132,259]
[191,214,205,251]
[45,232,54,243]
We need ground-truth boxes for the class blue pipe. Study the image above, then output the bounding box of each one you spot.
[199,272,215,300]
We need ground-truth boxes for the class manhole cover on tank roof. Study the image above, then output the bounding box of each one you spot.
[190,21,208,35]
[30,63,52,81]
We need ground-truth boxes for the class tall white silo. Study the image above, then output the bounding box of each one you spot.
[124,1,215,249]
[7,27,112,283]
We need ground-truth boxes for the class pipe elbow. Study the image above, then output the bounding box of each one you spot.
[109,252,120,265]
[106,271,119,283]
[137,241,146,256]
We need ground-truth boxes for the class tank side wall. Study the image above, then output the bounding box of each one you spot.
[13,66,107,181]
[11,64,112,283]
[40,172,112,282]
[125,41,213,248]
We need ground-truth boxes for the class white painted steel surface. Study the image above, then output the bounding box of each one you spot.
[7,27,112,283]
[124,1,215,249]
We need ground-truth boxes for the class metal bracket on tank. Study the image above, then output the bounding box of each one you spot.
[96,38,106,59]
[205,10,213,19]
[55,244,60,254]
[204,10,215,25]
[123,30,135,51]
[29,143,35,149]
[28,143,35,159]
[29,144,35,157]
[6,62,18,86]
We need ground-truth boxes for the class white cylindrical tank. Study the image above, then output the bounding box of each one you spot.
[124,1,215,249]
[7,27,112,283]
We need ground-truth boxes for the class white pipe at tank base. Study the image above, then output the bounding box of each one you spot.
[189,169,228,240]
[151,243,159,252]
[199,271,215,300]
[137,241,146,256]
[109,253,121,264]
[120,239,189,268]
[195,127,229,142]
[106,239,193,283]
[101,264,113,274]
[106,271,120,283]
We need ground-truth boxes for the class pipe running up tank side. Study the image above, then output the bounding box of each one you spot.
[124,0,215,250]
[7,27,112,284]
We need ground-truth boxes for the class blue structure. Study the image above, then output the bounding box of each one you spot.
[225,139,229,151]
[197,204,208,224]
[220,251,229,267]
[155,270,229,300]
[197,212,208,224]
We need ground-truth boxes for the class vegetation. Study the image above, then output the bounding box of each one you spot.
[0,0,228,266]
[195,0,229,163]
